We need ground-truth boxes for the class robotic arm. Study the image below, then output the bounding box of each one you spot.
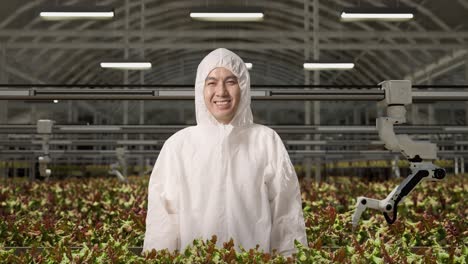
[37,120,53,179]
[352,80,446,228]
[352,162,445,227]
[109,147,128,183]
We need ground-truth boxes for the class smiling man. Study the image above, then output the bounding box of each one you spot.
[143,48,307,256]
[204,67,241,124]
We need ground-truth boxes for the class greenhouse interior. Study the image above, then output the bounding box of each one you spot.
[0,0,467,262]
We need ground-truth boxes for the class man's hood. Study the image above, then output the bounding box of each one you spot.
[194,48,253,127]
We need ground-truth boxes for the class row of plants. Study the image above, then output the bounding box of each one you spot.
[0,174,466,263]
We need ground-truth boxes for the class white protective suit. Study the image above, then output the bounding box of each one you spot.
[143,48,307,256]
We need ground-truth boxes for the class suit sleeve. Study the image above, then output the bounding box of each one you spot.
[143,141,180,253]
[266,133,307,256]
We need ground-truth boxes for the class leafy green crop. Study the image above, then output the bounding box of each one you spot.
[0,174,466,263]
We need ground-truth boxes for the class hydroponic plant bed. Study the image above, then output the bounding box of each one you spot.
[0,174,466,263]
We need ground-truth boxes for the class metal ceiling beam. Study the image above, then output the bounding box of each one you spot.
[37,0,438,84]
[458,0,468,10]
[330,0,432,84]
[6,1,305,59]
[0,51,116,124]
[13,0,93,58]
[46,50,107,82]
[3,0,462,87]
[328,0,439,85]
[1,125,467,134]
[3,42,465,51]
[2,0,464,42]
[405,49,468,82]
[0,49,47,84]
[1,29,468,39]
[64,49,306,85]
[401,0,451,32]
[3,64,39,83]
[1,0,466,87]
[2,149,467,158]
[1,3,463,43]
[0,88,382,100]
[0,0,38,28]
[23,9,304,82]
[103,47,314,84]
[3,139,468,147]
[2,89,468,101]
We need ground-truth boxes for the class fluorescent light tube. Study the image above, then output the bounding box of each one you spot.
[340,8,414,21]
[40,6,114,20]
[341,12,413,20]
[100,62,152,70]
[40,11,114,20]
[190,13,263,21]
[304,62,355,70]
[190,7,264,21]
[245,63,253,70]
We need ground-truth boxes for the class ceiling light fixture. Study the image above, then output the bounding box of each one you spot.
[100,62,152,70]
[340,8,414,22]
[40,6,114,20]
[304,62,355,70]
[190,7,264,22]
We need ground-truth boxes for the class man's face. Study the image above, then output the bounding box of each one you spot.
[203,67,241,124]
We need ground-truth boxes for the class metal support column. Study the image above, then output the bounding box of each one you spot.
[428,104,435,125]
[122,0,130,177]
[461,157,465,174]
[0,44,7,179]
[30,156,36,181]
[410,104,418,125]
[312,0,321,182]
[353,107,361,124]
[138,0,146,177]
[67,101,73,169]
[13,160,17,177]
[465,55,468,128]
[303,0,312,180]
[124,0,130,130]
[0,44,7,124]
[123,0,130,118]
[364,109,370,125]
[427,77,436,125]
[93,111,99,169]
[450,108,456,125]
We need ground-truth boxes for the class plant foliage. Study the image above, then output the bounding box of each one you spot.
[0,174,466,263]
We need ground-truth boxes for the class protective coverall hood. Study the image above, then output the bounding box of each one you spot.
[194,48,253,127]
